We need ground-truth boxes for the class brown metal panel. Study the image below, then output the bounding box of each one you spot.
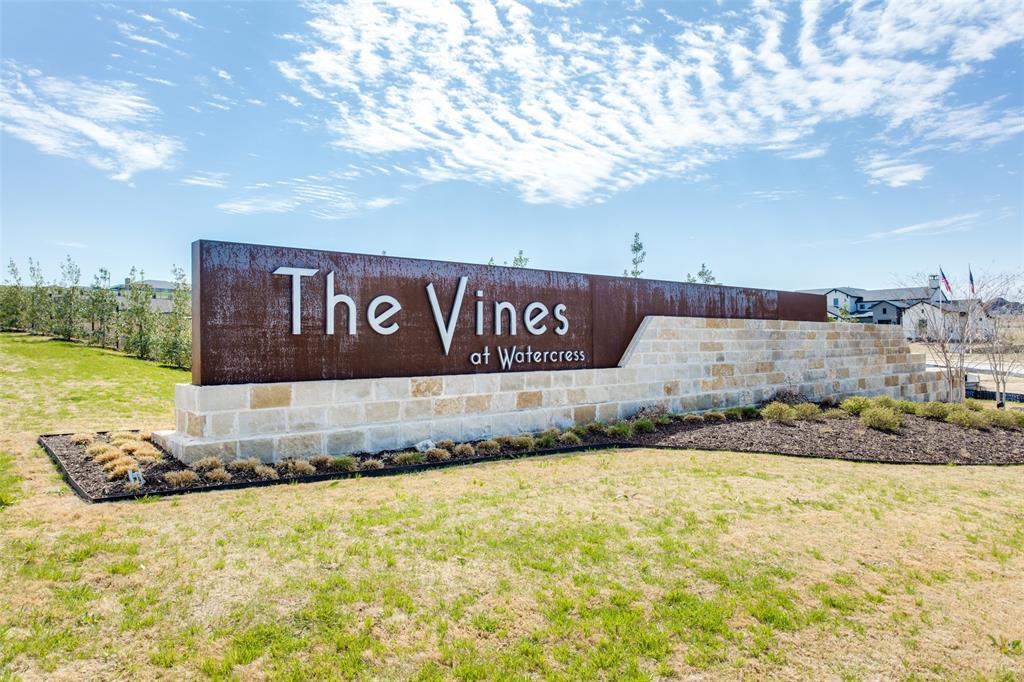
[778,290,827,323]
[192,240,825,385]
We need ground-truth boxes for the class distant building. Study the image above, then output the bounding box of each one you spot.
[111,278,178,314]
[799,275,993,341]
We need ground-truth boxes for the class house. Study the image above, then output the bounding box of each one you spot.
[798,275,948,324]
[901,299,995,342]
[799,276,993,341]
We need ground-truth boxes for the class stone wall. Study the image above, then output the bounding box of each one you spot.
[154,316,947,463]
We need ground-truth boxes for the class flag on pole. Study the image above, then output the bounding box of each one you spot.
[939,267,952,294]
[968,266,976,295]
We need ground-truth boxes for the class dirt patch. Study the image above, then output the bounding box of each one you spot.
[642,414,1024,465]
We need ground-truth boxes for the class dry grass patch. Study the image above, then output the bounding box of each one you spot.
[163,469,199,487]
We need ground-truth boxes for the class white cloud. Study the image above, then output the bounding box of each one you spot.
[276,0,1024,205]
[278,94,302,107]
[0,61,181,181]
[217,174,398,219]
[860,154,931,187]
[167,8,201,27]
[214,68,232,82]
[861,212,980,242]
[181,171,228,188]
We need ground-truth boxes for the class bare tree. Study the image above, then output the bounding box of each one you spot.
[979,273,1023,405]
[907,270,1006,403]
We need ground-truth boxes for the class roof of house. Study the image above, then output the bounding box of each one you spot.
[111,279,177,292]
[799,285,942,303]
[866,299,910,310]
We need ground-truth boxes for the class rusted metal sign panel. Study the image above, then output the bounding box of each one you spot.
[192,240,824,385]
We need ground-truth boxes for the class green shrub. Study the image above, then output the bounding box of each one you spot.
[558,431,582,446]
[760,402,797,423]
[476,439,500,455]
[895,400,919,415]
[394,451,426,465]
[723,408,744,421]
[330,455,358,472]
[984,409,1020,430]
[359,458,384,470]
[426,447,451,462]
[945,408,989,430]
[539,428,560,441]
[704,411,726,422]
[435,439,455,452]
[454,443,475,457]
[494,436,516,448]
[681,414,704,424]
[511,435,535,451]
[536,433,557,448]
[860,406,902,433]
[633,417,656,433]
[963,398,985,412]
[607,421,634,438]
[586,422,607,434]
[793,403,823,421]
[871,395,897,410]
[1017,413,1024,429]
[823,408,847,419]
[917,401,952,420]
[840,396,872,416]
[654,414,672,426]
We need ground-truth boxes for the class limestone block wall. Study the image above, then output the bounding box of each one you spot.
[154,317,947,463]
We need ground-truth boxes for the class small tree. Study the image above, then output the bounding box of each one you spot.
[0,259,25,330]
[25,258,53,335]
[52,255,82,341]
[487,251,529,267]
[157,266,192,368]
[120,268,157,359]
[84,268,118,348]
[979,273,1023,406]
[686,264,717,284]
[624,232,646,278]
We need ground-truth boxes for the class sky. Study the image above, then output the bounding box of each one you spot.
[1,0,1022,292]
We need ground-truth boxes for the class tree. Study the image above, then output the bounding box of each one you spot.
[624,232,645,278]
[84,268,118,348]
[158,266,192,368]
[485,251,529,267]
[686,263,717,284]
[0,259,25,331]
[979,273,1023,406]
[25,258,53,335]
[120,268,157,359]
[52,255,82,341]
[908,271,1003,404]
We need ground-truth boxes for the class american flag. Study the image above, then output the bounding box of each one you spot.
[939,267,952,294]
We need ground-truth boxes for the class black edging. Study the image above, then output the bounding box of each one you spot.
[37,430,1023,505]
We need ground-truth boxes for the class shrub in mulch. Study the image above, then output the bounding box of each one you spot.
[38,401,1024,502]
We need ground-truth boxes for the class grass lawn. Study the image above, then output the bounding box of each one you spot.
[1,332,1022,680]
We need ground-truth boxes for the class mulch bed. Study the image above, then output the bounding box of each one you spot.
[39,413,1024,503]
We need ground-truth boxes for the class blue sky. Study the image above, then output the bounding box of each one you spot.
[1,0,1022,292]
